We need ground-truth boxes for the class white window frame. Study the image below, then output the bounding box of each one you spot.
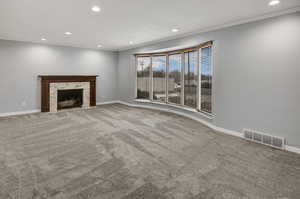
[134,41,213,117]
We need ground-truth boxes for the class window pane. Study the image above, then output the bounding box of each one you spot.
[152,56,166,102]
[137,57,151,99]
[168,54,182,104]
[184,51,197,108]
[201,46,212,113]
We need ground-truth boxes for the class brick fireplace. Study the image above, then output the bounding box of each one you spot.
[39,75,98,112]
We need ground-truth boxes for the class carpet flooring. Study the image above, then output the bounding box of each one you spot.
[0,104,300,199]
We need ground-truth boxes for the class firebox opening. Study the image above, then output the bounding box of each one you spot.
[57,89,83,110]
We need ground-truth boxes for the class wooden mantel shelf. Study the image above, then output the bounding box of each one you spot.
[39,75,98,81]
[39,75,98,112]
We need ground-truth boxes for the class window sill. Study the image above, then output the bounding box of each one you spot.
[133,99,213,120]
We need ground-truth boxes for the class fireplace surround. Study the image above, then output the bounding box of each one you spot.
[39,75,98,112]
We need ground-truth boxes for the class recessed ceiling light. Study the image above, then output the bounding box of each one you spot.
[171,28,180,33]
[269,0,280,6]
[97,44,102,48]
[129,41,134,45]
[41,38,46,41]
[64,32,72,35]
[91,5,101,12]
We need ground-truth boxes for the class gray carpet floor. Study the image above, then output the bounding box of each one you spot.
[0,104,300,199]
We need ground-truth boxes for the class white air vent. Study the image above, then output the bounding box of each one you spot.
[243,129,285,149]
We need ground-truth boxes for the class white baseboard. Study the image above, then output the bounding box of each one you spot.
[96,100,122,106]
[117,100,300,155]
[0,109,40,117]
[285,145,300,154]
[213,126,243,138]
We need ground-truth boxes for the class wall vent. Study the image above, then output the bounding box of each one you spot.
[243,129,285,149]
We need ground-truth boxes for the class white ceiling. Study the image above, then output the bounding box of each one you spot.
[0,0,299,51]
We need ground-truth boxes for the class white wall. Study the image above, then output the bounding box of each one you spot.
[117,12,300,147]
[0,40,118,114]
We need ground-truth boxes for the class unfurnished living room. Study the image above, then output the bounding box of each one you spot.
[0,0,300,198]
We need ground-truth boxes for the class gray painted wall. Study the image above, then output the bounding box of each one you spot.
[0,12,299,147]
[0,40,118,114]
[117,12,300,147]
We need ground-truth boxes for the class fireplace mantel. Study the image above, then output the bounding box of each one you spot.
[39,75,98,81]
[39,75,98,112]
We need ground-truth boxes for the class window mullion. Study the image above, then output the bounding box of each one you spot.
[165,54,169,103]
[134,56,138,99]
[198,49,202,111]
[181,53,185,106]
[150,56,153,101]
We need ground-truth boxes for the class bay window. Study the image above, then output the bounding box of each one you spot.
[135,41,213,115]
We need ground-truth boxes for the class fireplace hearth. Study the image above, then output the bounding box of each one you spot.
[57,89,83,110]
